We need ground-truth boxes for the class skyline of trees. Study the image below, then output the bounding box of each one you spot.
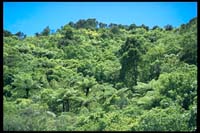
[4,18,180,38]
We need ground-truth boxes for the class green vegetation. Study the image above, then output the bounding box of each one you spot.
[3,18,197,131]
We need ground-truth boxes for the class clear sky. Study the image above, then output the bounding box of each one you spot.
[3,2,197,36]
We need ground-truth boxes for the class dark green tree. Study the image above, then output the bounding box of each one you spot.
[15,31,26,40]
[128,23,137,30]
[75,18,98,29]
[108,23,118,28]
[41,26,50,36]
[164,24,173,31]
[118,24,128,29]
[75,19,86,29]
[110,26,120,34]
[35,32,40,37]
[119,36,142,87]
[63,27,74,39]
[140,24,149,31]
[86,18,98,29]
[179,33,197,65]
[99,22,107,28]
[3,30,13,37]
[152,25,159,30]
[68,21,75,28]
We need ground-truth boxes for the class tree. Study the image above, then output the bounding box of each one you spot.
[140,24,149,31]
[41,26,50,36]
[68,21,75,28]
[15,31,26,40]
[108,23,118,28]
[179,17,197,34]
[155,69,197,110]
[110,26,120,34]
[119,36,142,87]
[118,24,129,29]
[128,23,137,30]
[35,32,40,37]
[179,33,197,65]
[164,24,173,31]
[75,19,86,29]
[3,30,13,37]
[78,76,96,96]
[152,25,159,30]
[11,72,34,98]
[75,18,98,29]
[63,26,74,39]
[137,107,190,131]
[57,88,81,112]
[99,22,107,28]
[86,18,98,29]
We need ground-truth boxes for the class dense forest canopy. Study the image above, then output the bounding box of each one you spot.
[3,17,197,131]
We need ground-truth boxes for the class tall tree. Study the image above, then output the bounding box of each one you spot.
[119,36,142,88]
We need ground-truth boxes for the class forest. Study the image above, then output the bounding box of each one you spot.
[3,17,197,131]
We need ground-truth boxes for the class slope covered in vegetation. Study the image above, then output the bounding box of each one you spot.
[3,18,197,131]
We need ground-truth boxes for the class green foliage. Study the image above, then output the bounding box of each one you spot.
[11,72,34,98]
[3,29,13,37]
[110,26,120,34]
[15,31,26,40]
[41,26,50,36]
[99,22,107,28]
[179,33,197,65]
[3,17,197,131]
[164,24,173,31]
[152,25,160,30]
[75,18,98,29]
[137,106,190,131]
[119,35,142,87]
[154,69,197,110]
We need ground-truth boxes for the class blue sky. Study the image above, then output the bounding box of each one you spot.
[3,2,197,36]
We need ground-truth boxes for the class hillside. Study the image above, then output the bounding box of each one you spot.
[3,18,197,131]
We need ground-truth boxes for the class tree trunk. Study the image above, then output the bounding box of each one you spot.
[66,99,69,112]
[62,102,65,112]
[86,87,89,96]
[26,88,29,98]
[132,61,137,86]
[63,99,70,112]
